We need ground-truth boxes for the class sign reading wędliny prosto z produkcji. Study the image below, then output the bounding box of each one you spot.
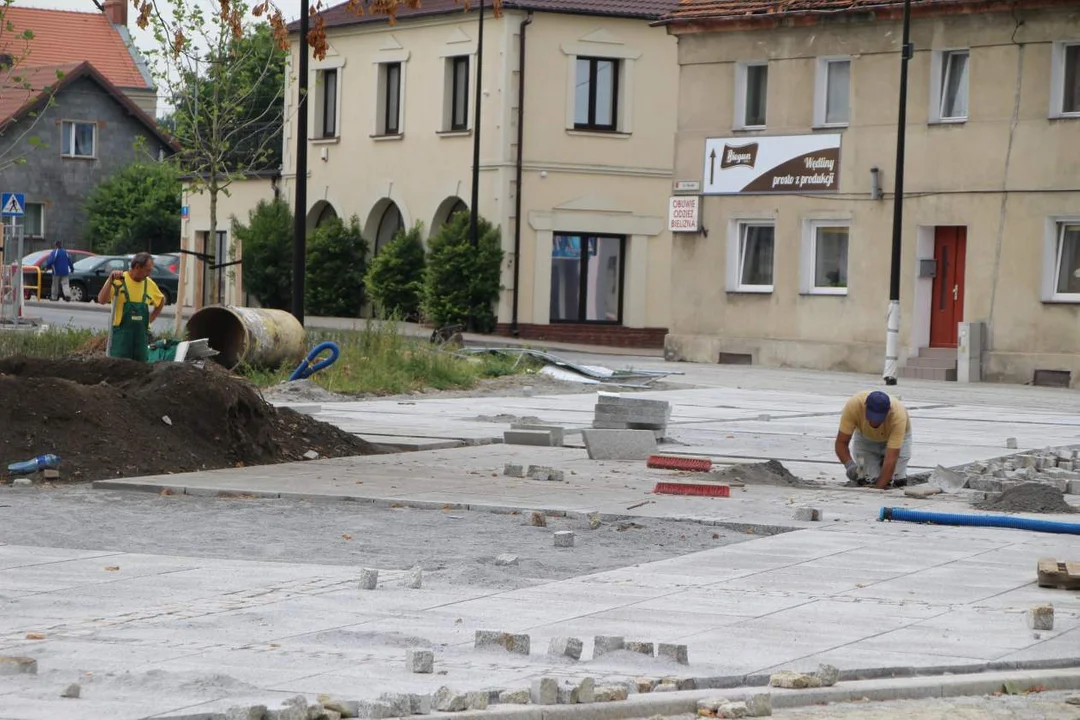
[702,134,841,195]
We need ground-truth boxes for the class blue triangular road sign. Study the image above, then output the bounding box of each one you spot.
[1,193,24,217]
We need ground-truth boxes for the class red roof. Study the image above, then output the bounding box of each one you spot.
[294,0,680,32]
[1,6,151,90]
[662,0,1067,25]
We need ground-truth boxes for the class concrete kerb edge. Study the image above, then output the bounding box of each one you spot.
[385,668,1080,720]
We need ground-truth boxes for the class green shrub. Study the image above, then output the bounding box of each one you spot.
[365,222,426,320]
[306,215,369,317]
[421,211,503,332]
[231,198,293,310]
[84,161,181,254]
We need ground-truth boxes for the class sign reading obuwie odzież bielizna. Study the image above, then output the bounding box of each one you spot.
[702,134,842,195]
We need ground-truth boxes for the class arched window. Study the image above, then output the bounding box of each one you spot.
[375,202,404,255]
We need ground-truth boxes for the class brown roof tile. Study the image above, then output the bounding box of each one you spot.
[662,0,1047,24]
[295,0,679,32]
[1,7,151,90]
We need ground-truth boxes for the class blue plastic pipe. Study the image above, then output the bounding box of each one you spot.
[289,341,340,382]
[880,507,1080,535]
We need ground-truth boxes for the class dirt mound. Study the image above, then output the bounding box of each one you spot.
[0,357,385,483]
[707,459,810,487]
[975,482,1079,514]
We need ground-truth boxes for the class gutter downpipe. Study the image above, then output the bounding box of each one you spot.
[510,11,533,337]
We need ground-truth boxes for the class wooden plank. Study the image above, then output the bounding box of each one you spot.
[1037,557,1080,590]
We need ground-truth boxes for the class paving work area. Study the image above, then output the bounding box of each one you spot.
[2,359,1080,718]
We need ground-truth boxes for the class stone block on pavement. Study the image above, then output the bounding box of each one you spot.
[319,699,359,718]
[1029,605,1054,631]
[582,429,658,461]
[769,671,821,689]
[358,569,378,590]
[531,678,558,705]
[60,683,80,699]
[718,701,748,719]
[379,693,411,717]
[498,689,530,705]
[475,630,530,655]
[494,554,519,566]
[576,677,595,704]
[503,464,525,478]
[793,507,821,521]
[548,636,583,660]
[432,687,468,713]
[593,635,625,656]
[814,664,839,687]
[1068,480,1080,495]
[526,465,565,482]
[625,641,654,655]
[504,430,560,447]
[409,694,432,716]
[658,643,689,665]
[904,485,943,498]
[554,531,575,548]
[354,701,394,720]
[510,424,566,446]
[405,567,422,589]
[227,706,269,720]
[465,691,488,711]
[744,693,772,717]
[406,649,433,674]
[594,685,629,702]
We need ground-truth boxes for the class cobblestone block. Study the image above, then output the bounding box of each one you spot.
[593,635,624,656]
[531,678,558,705]
[582,429,658,460]
[554,531,575,548]
[744,693,772,717]
[658,643,689,665]
[475,630,530,655]
[406,649,433,674]
[408,695,431,716]
[358,569,378,590]
[498,689,530,705]
[503,464,525,478]
[433,688,467,713]
[547,636,583,660]
[594,685,629,702]
[625,641,654,655]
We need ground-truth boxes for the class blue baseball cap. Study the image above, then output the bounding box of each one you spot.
[866,391,891,424]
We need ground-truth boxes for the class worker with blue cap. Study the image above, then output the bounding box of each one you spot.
[834,390,912,489]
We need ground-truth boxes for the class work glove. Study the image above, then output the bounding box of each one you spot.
[844,461,860,482]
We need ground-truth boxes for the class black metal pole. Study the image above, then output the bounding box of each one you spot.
[884,0,911,385]
[468,0,484,247]
[291,0,310,323]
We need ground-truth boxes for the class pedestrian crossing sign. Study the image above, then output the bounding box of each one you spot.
[1,193,24,217]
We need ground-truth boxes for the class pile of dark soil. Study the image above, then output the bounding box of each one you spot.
[0,357,386,483]
[975,482,1079,514]
[707,459,813,487]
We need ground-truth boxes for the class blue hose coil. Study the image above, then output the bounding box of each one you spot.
[879,507,1080,535]
[289,341,340,381]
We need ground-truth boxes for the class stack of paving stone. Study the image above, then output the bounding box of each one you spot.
[592,394,671,440]
[958,447,1080,495]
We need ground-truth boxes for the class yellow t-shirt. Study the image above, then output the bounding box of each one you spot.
[106,272,164,327]
[838,390,911,449]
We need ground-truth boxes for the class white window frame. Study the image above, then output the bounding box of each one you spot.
[561,40,640,135]
[800,219,850,295]
[1042,216,1080,303]
[734,61,768,131]
[24,202,45,237]
[1050,40,1080,119]
[813,56,851,128]
[726,218,775,293]
[929,48,970,123]
[60,120,96,158]
[310,56,344,143]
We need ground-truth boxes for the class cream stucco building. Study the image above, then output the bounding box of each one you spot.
[662,0,1080,385]
[182,0,678,348]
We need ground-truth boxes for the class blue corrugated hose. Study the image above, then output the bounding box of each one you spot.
[289,341,340,382]
[879,507,1080,535]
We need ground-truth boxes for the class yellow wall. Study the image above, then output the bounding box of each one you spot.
[668,8,1080,383]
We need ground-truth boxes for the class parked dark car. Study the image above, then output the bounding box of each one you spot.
[68,255,179,305]
[19,248,96,299]
[125,253,180,274]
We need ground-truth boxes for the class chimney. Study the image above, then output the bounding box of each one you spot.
[103,0,127,26]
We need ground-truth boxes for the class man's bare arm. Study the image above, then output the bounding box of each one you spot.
[834,432,853,465]
[875,448,901,489]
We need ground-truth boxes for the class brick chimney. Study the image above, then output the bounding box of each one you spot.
[103,0,127,26]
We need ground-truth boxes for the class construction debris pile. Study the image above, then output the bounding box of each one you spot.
[0,357,385,483]
[943,447,1080,497]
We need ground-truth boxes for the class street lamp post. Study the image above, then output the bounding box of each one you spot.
[291,0,310,324]
[883,0,912,385]
[468,0,484,247]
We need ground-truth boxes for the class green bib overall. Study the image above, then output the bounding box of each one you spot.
[108,279,150,362]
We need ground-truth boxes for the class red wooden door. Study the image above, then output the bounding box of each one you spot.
[930,226,967,348]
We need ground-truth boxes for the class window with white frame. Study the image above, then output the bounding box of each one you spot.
[801,221,849,294]
[932,49,969,122]
[61,121,95,157]
[1051,41,1080,117]
[24,202,44,237]
[315,68,339,139]
[444,56,470,132]
[574,57,620,131]
[815,58,850,126]
[735,62,768,129]
[729,221,775,291]
[376,61,402,136]
[1052,221,1080,298]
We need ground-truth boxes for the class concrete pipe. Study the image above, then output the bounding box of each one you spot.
[186,305,306,370]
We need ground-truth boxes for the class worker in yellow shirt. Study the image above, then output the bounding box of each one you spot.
[834,390,912,490]
[97,252,165,362]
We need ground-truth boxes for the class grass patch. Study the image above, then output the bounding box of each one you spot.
[239,321,541,395]
[0,327,101,359]
[0,322,540,396]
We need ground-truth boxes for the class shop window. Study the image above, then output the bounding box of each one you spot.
[549,233,624,323]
